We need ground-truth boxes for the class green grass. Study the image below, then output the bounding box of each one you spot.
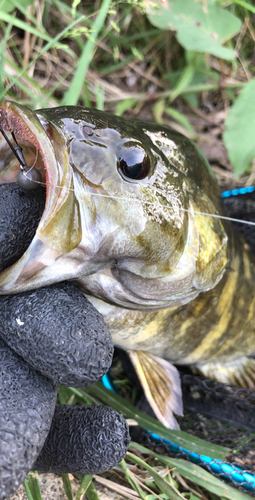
[26,383,255,499]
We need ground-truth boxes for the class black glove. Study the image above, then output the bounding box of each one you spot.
[0,184,130,499]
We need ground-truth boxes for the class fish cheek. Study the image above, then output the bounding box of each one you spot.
[42,195,81,253]
[135,216,188,278]
[192,196,228,286]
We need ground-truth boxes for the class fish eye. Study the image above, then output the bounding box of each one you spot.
[118,147,150,180]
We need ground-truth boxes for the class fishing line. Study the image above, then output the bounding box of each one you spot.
[1,128,254,228]
[17,167,255,228]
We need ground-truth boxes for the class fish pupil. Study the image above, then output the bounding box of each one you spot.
[118,149,150,180]
[120,159,143,179]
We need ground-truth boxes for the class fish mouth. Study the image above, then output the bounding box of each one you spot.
[0,100,59,242]
[0,101,82,293]
[0,100,56,194]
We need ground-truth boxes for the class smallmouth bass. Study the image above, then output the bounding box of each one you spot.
[0,100,255,429]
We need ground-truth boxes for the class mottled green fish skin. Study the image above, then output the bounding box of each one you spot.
[0,101,255,378]
[93,230,255,368]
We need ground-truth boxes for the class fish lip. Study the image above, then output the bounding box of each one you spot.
[0,100,65,246]
[0,100,59,197]
[0,101,66,291]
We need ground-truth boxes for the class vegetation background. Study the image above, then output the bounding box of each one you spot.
[1,0,255,499]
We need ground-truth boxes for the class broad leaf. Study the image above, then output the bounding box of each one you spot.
[223,77,255,176]
[145,0,241,60]
[0,0,34,13]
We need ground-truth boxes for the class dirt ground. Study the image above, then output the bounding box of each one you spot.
[10,473,128,500]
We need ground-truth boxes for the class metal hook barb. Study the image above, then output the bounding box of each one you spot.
[0,125,27,169]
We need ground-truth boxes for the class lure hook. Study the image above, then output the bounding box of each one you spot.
[0,125,42,191]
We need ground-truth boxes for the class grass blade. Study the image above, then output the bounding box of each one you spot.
[115,97,137,116]
[85,480,100,500]
[221,0,255,14]
[62,0,111,105]
[164,107,196,139]
[126,452,183,500]
[0,11,51,41]
[75,474,93,500]
[8,0,43,29]
[0,20,12,94]
[130,443,254,500]
[0,14,86,100]
[23,472,42,500]
[95,84,104,111]
[169,62,196,103]
[120,459,147,500]
[62,473,74,500]
[84,382,230,460]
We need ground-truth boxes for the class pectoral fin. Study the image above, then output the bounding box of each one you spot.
[128,350,183,429]
[195,356,255,388]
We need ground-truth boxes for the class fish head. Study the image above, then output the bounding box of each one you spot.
[0,101,228,309]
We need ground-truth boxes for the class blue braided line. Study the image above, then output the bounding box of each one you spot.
[101,373,255,492]
[221,186,255,198]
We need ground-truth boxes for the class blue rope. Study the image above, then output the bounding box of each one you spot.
[221,186,255,198]
[102,185,255,492]
[101,372,255,492]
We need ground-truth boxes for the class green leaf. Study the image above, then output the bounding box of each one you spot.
[223,77,255,176]
[61,474,73,500]
[84,383,230,460]
[75,475,93,500]
[145,0,241,60]
[126,452,183,500]
[62,0,112,106]
[0,0,33,13]
[23,472,42,500]
[130,443,254,500]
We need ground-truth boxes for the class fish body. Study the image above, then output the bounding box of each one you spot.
[0,101,255,428]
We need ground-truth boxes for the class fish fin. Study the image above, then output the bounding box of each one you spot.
[195,356,255,389]
[128,350,183,429]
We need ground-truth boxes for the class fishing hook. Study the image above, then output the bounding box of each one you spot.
[0,125,42,191]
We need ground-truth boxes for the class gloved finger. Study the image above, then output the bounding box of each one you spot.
[0,281,114,387]
[0,337,57,500]
[34,404,130,474]
[0,183,45,272]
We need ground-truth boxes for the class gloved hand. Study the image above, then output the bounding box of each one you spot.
[0,184,130,499]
